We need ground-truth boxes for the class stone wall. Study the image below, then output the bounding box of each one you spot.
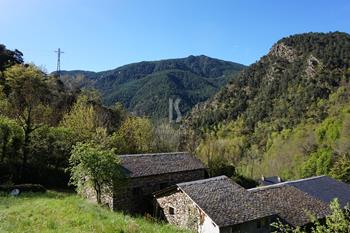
[156,190,202,232]
[156,189,275,233]
[80,184,113,209]
[113,169,206,213]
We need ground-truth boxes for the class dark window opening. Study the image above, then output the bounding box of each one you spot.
[132,187,142,196]
[160,183,168,189]
[257,220,262,229]
[169,206,175,215]
[262,218,269,227]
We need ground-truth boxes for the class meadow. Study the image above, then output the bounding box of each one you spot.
[0,191,189,233]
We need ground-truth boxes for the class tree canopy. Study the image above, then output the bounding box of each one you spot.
[68,142,124,204]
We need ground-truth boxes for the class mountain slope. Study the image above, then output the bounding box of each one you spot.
[184,32,350,180]
[186,32,350,132]
[60,55,245,118]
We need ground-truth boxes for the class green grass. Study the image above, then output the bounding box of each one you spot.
[0,191,189,233]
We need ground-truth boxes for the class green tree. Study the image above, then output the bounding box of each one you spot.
[152,122,181,152]
[301,148,333,177]
[3,64,51,176]
[112,116,153,154]
[330,154,350,183]
[0,116,23,164]
[29,126,76,171]
[0,116,23,183]
[0,86,10,115]
[61,95,97,142]
[68,142,124,204]
[0,44,23,73]
[196,135,246,174]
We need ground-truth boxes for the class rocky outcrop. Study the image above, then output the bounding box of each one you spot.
[269,42,297,62]
[305,55,322,79]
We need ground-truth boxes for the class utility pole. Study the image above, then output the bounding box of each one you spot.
[54,48,64,77]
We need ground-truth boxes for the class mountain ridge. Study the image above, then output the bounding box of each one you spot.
[59,55,246,119]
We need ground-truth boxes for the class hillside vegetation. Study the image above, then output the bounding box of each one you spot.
[0,45,183,188]
[0,191,189,233]
[60,55,245,119]
[184,32,350,181]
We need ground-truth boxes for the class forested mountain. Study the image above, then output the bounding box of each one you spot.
[59,55,245,118]
[184,32,350,182]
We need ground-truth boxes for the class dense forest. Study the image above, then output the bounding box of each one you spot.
[59,56,245,119]
[184,32,350,183]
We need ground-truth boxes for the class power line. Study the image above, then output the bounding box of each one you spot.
[54,48,64,77]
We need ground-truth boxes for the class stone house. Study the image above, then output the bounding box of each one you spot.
[154,175,350,233]
[154,176,277,233]
[83,152,207,214]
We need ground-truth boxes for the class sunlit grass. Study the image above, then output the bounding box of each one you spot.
[0,191,189,233]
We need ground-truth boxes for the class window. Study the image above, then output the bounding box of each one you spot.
[257,218,269,229]
[132,187,142,196]
[257,220,262,229]
[160,183,168,189]
[169,206,175,215]
[262,218,269,227]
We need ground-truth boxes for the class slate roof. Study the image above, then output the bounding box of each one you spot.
[287,175,350,208]
[176,176,277,227]
[250,185,330,226]
[120,152,206,178]
[155,175,350,228]
[249,175,350,226]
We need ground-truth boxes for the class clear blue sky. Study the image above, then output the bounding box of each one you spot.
[1,0,349,72]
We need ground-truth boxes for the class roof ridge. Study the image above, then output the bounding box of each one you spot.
[248,175,327,191]
[177,175,228,186]
[120,151,188,157]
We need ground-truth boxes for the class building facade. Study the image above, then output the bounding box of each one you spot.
[82,152,207,214]
[113,168,206,213]
[154,176,276,233]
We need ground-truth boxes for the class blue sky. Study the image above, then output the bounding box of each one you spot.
[1,0,349,72]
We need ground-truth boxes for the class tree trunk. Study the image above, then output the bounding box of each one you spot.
[1,136,7,163]
[22,130,30,167]
[19,108,32,180]
[0,127,10,163]
[95,183,102,204]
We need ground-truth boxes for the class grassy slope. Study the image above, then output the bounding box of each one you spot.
[0,191,189,233]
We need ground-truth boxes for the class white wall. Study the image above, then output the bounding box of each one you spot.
[198,214,220,233]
